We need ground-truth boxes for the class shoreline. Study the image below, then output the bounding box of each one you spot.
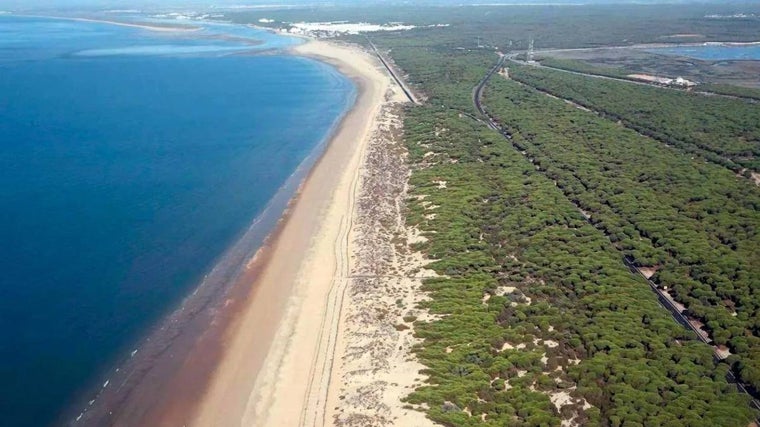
[185,40,397,426]
[65,76,355,425]
[51,17,360,427]
[10,14,202,32]
[43,14,404,425]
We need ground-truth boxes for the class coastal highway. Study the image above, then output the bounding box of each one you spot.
[365,36,420,105]
[473,53,507,130]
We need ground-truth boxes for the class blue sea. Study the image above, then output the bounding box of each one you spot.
[647,44,760,60]
[0,15,355,427]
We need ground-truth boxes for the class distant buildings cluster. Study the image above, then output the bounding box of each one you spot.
[627,74,697,88]
[274,21,448,37]
[704,13,757,19]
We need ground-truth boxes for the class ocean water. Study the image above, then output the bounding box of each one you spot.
[0,15,354,427]
[647,44,760,60]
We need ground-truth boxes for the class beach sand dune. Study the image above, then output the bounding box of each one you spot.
[185,40,428,427]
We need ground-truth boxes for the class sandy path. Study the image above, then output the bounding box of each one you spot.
[188,40,393,427]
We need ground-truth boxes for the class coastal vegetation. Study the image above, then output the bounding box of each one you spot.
[402,105,756,425]
[537,57,760,101]
[536,58,629,79]
[701,83,760,101]
[366,36,759,425]
[481,72,760,396]
[505,64,760,171]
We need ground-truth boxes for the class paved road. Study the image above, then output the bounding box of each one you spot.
[366,37,420,105]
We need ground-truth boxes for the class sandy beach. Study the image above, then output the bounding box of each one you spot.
[72,17,200,32]
[185,39,431,426]
[60,29,430,427]
[21,15,201,32]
